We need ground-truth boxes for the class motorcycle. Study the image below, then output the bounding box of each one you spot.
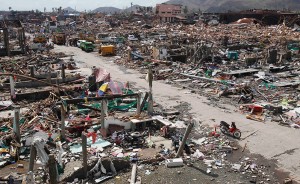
[220,121,241,139]
[238,93,254,104]
[120,131,147,148]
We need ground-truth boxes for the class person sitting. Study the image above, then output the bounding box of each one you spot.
[230,122,237,130]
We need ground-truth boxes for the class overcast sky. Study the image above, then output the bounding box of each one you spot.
[0,0,166,11]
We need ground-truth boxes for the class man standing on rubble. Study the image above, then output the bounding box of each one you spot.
[161,124,171,138]
[238,92,254,103]
[46,42,50,54]
[25,43,30,54]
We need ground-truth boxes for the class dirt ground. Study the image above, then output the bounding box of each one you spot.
[53,45,300,183]
[101,148,294,184]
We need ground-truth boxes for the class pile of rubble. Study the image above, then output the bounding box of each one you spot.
[1,9,300,184]
[105,22,300,130]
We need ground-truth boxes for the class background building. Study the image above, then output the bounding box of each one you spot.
[155,4,182,23]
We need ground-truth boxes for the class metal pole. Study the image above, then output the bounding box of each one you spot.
[176,122,194,158]
[82,133,88,178]
[48,154,58,184]
[60,105,66,140]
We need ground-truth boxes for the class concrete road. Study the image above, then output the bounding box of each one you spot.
[54,45,300,181]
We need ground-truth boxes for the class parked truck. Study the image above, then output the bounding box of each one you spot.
[33,34,47,43]
[80,42,95,52]
[98,45,116,56]
[52,32,66,45]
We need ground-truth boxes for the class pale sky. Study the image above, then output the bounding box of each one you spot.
[0,0,166,11]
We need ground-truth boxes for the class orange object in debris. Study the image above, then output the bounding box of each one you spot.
[248,104,263,113]
[87,132,97,144]
[85,115,91,121]
[246,114,264,122]
[210,131,220,137]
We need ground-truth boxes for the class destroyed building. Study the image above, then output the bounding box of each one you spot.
[220,9,300,26]
[0,19,26,56]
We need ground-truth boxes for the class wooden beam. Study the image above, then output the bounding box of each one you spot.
[140,92,149,110]
[13,105,20,143]
[100,100,106,129]
[28,145,36,172]
[48,154,58,184]
[61,105,66,140]
[77,103,102,112]
[0,72,67,89]
[82,133,88,178]
[176,122,194,158]
[136,92,141,116]
[59,93,139,105]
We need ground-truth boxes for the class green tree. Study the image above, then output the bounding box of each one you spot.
[58,6,62,13]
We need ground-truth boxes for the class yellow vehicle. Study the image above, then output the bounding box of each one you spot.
[99,45,116,56]
[33,34,47,43]
[79,33,95,43]
[52,32,66,45]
